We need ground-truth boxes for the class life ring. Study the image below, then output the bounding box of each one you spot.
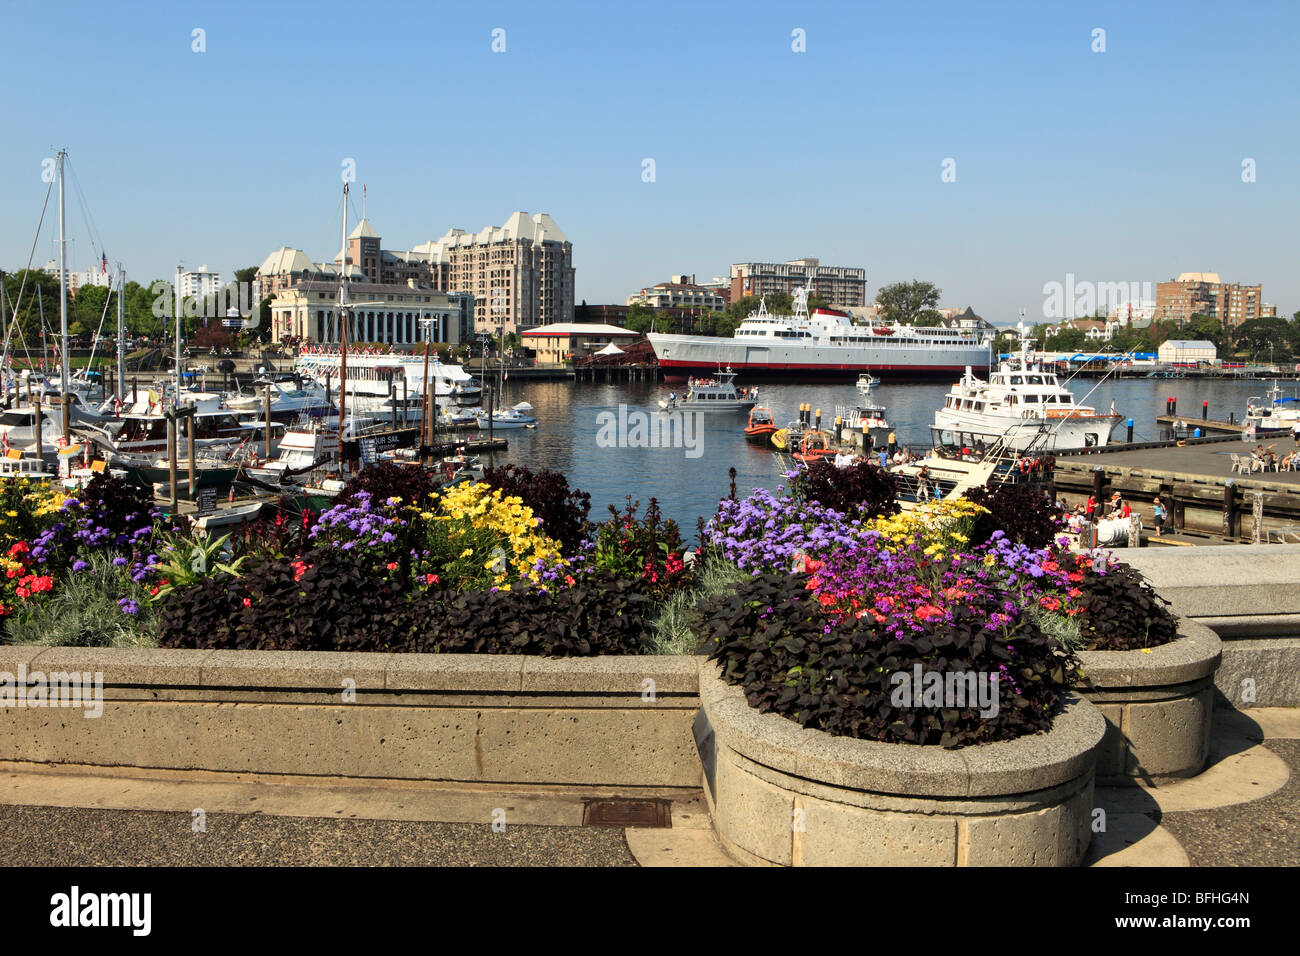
[1018,458,1029,474]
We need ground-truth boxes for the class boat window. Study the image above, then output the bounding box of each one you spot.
[0,413,31,427]
[1010,376,1023,384]
[1027,375,1043,385]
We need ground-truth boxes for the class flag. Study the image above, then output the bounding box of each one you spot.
[101,252,108,274]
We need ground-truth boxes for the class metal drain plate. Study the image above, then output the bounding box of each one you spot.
[582,798,672,828]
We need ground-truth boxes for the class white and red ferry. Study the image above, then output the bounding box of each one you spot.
[647,289,992,381]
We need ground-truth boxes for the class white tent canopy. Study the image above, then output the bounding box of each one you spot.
[594,343,625,356]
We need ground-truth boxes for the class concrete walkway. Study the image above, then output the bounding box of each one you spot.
[1,707,1294,867]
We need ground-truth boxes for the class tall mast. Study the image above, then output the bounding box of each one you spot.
[116,265,126,400]
[337,182,349,454]
[174,265,182,405]
[57,149,69,392]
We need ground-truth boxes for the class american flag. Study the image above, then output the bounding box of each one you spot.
[101,252,108,274]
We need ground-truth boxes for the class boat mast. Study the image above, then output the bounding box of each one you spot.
[57,149,70,400]
[175,265,182,406]
[116,264,126,400]
[337,182,349,455]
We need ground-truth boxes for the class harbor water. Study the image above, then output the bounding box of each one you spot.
[478,376,1283,533]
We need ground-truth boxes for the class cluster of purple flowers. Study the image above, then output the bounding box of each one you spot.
[704,486,872,572]
[308,492,404,551]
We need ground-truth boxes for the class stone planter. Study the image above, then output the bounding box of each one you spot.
[1076,615,1222,785]
[695,662,1107,867]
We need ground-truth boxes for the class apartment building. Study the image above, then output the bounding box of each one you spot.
[627,275,726,311]
[1154,273,1265,327]
[729,258,866,309]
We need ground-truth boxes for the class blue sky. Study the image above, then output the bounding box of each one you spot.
[2,0,1296,324]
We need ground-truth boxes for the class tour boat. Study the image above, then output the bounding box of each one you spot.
[661,368,757,412]
[934,361,1122,452]
[743,406,778,442]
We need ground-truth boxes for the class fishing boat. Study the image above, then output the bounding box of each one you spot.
[475,402,537,429]
[793,429,837,465]
[661,368,757,412]
[743,406,778,442]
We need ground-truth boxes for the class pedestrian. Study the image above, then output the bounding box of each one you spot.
[1085,494,1097,520]
[888,431,897,455]
[1152,496,1167,537]
[918,465,931,501]
[877,448,888,469]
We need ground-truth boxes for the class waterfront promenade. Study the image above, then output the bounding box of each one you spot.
[1,705,1296,865]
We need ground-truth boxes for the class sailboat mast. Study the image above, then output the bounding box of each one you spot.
[57,149,69,395]
[337,182,349,456]
[116,265,126,400]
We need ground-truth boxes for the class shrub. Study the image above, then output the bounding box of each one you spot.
[789,459,899,520]
[157,545,410,651]
[590,497,691,597]
[482,464,591,553]
[337,461,439,509]
[1056,551,1178,651]
[963,481,1062,549]
[702,569,1079,748]
[406,573,651,656]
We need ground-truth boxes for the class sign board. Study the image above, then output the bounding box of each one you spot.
[222,319,244,328]
[359,429,418,465]
[198,488,218,516]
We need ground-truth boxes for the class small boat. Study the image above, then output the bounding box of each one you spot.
[0,451,56,480]
[475,402,537,429]
[439,453,484,481]
[743,406,778,442]
[856,373,880,390]
[194,500,266,530]
[770,418,807,452]
[793,429,837,465]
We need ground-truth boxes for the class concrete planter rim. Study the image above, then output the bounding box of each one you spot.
[698,660,1106,799]
[1075,613,1222,689]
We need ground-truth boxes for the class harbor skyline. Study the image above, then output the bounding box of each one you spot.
[1,0,1298,324]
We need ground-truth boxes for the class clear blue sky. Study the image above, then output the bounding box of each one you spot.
[2,0,1296,325]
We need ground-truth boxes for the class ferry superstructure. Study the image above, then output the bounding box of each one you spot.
[646,290,992,380]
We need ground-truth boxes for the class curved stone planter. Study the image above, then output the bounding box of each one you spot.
[695,662,1107,866]
[1076,615,1222,786]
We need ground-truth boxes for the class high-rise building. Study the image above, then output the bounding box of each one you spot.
[1154,273,1265,327]
[179,265,223,300]
[412,212,575,334]
[730,258,866,309]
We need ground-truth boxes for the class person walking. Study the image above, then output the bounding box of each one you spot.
[1151,496,1167,538]
[888,431,897,456]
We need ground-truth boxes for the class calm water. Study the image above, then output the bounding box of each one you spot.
[480,375,1278,533]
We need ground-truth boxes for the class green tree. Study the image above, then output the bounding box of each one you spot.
[1182,313,1227,350]
[70,284,110,337]
[625,303,655,333]
[1045,328,1087,352]
[875,281,941,326]
[1234,316,1291,360]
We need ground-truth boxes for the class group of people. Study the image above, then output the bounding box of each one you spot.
[1065,493,1168,538]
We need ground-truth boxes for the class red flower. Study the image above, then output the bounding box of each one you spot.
[913,604,944,621]
[8,542,28,556]
[242,597,251,608]
[425,573,439,585]
[386,562,399,571]
[1039,595,1061,611]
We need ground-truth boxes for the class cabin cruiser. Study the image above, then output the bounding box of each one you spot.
[225,375,336,423]
[934,361,1122,452]
[0,406,63,455]
[1245,382,1300,431]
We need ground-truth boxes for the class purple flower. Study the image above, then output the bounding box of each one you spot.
[72,560,89,572]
